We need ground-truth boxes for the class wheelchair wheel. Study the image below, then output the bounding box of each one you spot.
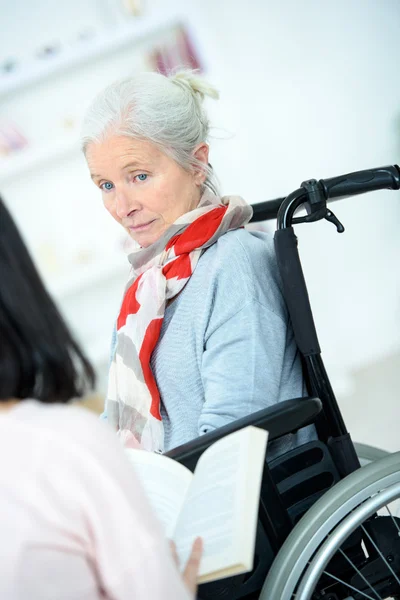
[260,451,400,600]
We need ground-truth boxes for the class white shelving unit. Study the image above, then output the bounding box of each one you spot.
[0,135,79,184]
[0,13,180,98]
[1,9,188,372]
[0,12,183,184]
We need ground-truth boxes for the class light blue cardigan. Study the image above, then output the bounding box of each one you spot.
[103,229,314,458]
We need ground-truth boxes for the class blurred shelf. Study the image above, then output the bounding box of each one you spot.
[47,257,130,300]
[0,135,79,184]
[0,14,179,98]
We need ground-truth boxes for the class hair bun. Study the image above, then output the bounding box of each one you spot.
[170,69,219,101]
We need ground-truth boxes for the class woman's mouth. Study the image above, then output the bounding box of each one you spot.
[128,219,156,232]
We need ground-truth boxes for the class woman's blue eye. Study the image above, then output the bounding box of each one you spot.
[101,181,114,191]
[136,174,147,181]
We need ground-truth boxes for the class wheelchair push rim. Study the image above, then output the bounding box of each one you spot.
[260,451,400,600]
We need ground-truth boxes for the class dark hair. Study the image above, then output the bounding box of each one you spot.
[0,196,96,403]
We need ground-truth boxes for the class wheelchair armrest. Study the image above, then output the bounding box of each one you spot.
[165,396,322,471]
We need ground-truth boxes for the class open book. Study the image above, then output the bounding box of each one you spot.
[125,425,268,584]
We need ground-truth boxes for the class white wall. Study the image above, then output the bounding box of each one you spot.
[1,1,399,420]
[148,0,400,394]
[180,0,400,383]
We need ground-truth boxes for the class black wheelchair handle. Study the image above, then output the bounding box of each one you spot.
[251,197,285,222]
[319,164,400,201]
[250,198,285,223]
[250,164,400,223]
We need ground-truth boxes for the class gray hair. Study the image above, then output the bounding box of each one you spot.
[81,69,220,194]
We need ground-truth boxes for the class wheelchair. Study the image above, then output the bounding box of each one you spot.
[165,165,400,599]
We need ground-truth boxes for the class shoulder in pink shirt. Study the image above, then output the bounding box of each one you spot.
[0,400,191,600]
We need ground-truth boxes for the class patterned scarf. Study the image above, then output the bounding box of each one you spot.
[106,188,253,452]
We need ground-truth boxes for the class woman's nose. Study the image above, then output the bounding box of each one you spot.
[115,190,139,219]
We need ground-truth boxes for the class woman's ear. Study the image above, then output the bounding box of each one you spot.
[192,143,209,185]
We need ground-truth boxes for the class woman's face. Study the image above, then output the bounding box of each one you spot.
[86,135,208,248]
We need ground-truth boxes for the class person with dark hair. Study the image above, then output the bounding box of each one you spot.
[0,196,201,600]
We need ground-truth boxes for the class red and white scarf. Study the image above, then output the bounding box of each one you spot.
[106,189,252,452]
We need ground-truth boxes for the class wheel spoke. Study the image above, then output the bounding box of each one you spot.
[323,569,382,600]
[361,523,400,587]
[384,504,400,536]
[338,547,382,600]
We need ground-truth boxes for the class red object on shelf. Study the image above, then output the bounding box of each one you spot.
[148,24,203,75]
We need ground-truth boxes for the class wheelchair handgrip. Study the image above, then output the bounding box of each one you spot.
[320,164,400,200]
[250,197,285,222]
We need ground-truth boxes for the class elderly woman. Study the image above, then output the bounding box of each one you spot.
[82,70,308,455]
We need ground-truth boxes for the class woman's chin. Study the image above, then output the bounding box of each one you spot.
[130,233,155,248]
[129,226,166,248]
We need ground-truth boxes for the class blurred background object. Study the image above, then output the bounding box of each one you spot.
[0,0,399,449]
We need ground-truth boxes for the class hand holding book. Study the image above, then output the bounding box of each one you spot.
[125,426,268,584]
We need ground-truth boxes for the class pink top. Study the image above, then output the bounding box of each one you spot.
[0,401,191,600]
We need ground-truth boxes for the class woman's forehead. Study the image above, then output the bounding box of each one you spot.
[87,136,166,175]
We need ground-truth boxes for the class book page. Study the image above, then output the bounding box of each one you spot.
[172,426,268,582]
[125,449,193,538]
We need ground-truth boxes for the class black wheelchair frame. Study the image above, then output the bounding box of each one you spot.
[165,164,400,599]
